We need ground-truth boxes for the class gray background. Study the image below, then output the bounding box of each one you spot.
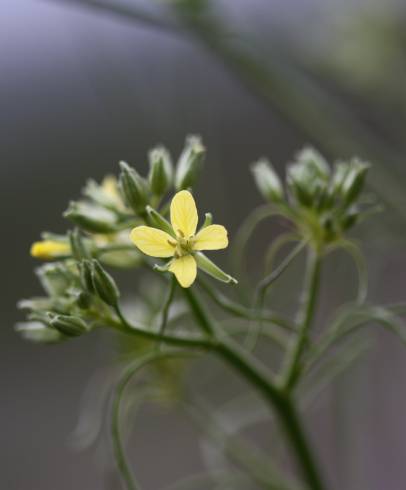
[2,1,406,488]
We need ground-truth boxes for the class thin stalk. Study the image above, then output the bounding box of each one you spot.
[265,232,301,273]
[158,276,177,346]
[198,277,294,331]
[282,248,321,391]
[231,204,290,282]
[245,241,306,350]
[111,352,196,490]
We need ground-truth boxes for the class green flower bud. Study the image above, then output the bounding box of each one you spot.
[342,159,370,205]
[99,250,142,268]
[287,148,330,207]
[331,162,351,196]
[148,146,173,196]
[76,291,92,310]
[15,321,62,343]
[195,252,237,284]
[287,164,314,207]
[296,147,330,179]
[91,260,120,306]
[50,314,89,337]
[175,136,205,191]
[341,206,360,230]
[251,159,283,202]
[64,202,118,233]
[68,228,90,260]
[78,260,95,294]
[119,161,149,214]
[146,206,175,237]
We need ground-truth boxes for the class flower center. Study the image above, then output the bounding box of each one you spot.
[170,232,195,258]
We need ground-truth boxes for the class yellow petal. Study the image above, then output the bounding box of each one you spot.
[130,226,175,258]
[193,225,229,251]
[169,255,197,288]
[170,190,198,238]
[30,241,70,260]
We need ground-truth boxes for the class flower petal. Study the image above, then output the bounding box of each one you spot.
[130,226,175,258]
[170,190,198,238]
[169,255,197,288]
[193,225,228,251]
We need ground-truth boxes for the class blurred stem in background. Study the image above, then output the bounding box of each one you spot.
[53,0,406,220]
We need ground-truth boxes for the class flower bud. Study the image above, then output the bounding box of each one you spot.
[76,291,92,310]
[91,259,120,306]
[251,159,283,202]
[50,314,89,337]
[148,146,173,196]
[287,164,314,207]
[342,159,369,205]
[195,252,237,284]
[341,206,361,230]
[119,161,149,214]
[287,148,330,207]
[175,136,205,190]
[78,259,95,293]
[68,228,90,260]
[15,321,62,343]
[296,147,330,179]
[146,206,176,237]
[331,162,351,196]
[64,202,118,233]
[30,240,70,260]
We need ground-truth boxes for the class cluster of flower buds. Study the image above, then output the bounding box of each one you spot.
[17,230,122,343]
[17,136,208,343]
[251,147,373,248]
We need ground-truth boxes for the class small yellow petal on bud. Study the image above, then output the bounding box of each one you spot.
[30,241,71,260]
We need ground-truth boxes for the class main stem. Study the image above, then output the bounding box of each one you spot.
[183,288,325,490]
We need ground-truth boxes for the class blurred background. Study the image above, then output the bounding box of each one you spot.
[2,0,406,488]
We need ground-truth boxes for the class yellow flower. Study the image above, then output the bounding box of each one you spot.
[130,190,228,287]
[30,240,71,260]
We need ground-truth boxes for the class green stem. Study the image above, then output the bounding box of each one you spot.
[182,287,216,335]
[158,276,177,340]
[183,287,325,490]
[111,363,146,490]
[282,248,321,391]
[276,396,324,490]
[113,304,215,350]
[231,204,291,284]
[245,241,307,350]
[198,277,294,331]
[111,352,195,490]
